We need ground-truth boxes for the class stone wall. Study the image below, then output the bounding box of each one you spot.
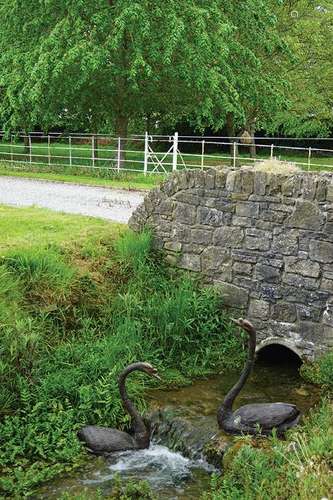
[129,168,333,360]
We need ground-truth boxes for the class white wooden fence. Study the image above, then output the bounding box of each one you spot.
[0,132,332,175]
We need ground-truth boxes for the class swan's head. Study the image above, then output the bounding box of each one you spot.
[231,318,255,334]
[140,362,161,380]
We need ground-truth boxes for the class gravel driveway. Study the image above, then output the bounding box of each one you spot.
[0,176,145,223]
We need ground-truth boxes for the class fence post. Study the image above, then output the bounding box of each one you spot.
[117,137,121,173]
[143,131,149,176]
[48,135,51,166]
[233,142,237,168]
[69,136,72,166]
[172,132,178,171]
[308,147,312,171]
[29,135,32,164]
[201,140,205,170]
[10,135,13,162]
[270,144,274,160]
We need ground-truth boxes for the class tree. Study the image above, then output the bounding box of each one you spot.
[0,0,231,160]
[269,0,333,136]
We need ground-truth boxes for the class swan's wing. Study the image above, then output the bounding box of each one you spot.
[234,403,300,429]
[78,425,137,452]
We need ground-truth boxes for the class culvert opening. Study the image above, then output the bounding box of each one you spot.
[256,344,302,368]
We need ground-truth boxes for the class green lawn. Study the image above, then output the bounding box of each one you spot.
[0,162,164,190]
[0,204,124,252]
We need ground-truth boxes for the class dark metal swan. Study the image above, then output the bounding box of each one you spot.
[78,362,161,454]
[217,319,300,436]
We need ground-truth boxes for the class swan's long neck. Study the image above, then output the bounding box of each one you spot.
[221,327,256,413]
[118,364,148,441]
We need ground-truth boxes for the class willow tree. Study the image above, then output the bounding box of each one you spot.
[0,0,232,141]
[270,0,333,136]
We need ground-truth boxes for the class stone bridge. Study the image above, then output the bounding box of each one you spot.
[129,167,333,360]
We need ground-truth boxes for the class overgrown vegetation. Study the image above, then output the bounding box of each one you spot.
[0,214,243,497]
[300,352,333,391]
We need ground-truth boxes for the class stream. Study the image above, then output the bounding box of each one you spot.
[37,355,320,499]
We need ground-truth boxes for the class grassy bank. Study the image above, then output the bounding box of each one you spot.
[203,355,333,500]
[0,206,243,497]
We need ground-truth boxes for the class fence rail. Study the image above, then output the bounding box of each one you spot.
[0,132,333,175]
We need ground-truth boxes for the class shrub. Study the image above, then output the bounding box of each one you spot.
[300,352,333,390]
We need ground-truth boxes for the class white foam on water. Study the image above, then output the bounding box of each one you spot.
[82,444,212,490]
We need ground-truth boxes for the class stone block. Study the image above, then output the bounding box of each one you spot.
[215,282,249,308]
[296,304,321,322]
[320,278,333,292]
[271,230,298,255]
[236,202,259,218]
[302,176,317,200]
[253,172,267,195]
[213,226,244,247]
[232,216,252,227]
[309,240,333,263]
[197,207,224,227]
[204,172,216,189]
[191,228,213,245]
[282,176,302,197]
[164,241,182,252]
[233,262,253,276]
[284,256,320,278]
[327,184,333,202]
[245,236,271,251]
[201,247,230,272]
[174,191,201,206]
[282,273,318,290]
[182,243,205,254]
[260,209,287,224]
[248,299,270,319]
[315,178,327,201]
[178,253,201,272]
[255,263,280,282]
[215,171,227,188]
[286,200,324,230]
[272,303,297,322]
[171,224,191,243]
[174,203,196,225]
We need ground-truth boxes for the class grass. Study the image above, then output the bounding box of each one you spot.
[0,162,164,191]
[0,205,124,252]
[0,206,243,497]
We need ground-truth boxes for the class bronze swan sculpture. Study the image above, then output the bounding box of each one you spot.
[78,362,161,454]
[217,319,300,436]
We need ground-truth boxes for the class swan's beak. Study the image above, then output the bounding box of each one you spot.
[152,371,162,381]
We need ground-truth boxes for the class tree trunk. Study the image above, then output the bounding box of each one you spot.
[23,133,30,156]
[226,112,239,167]
[115,114,128,170]
[92,134,98,164]
[249,123,256,158]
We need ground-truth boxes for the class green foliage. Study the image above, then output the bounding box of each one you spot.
[203,400,333,500]
[0,228,243,497]
[300,352,333,390]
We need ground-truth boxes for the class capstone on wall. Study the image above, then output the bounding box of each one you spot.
[129,168,333,360]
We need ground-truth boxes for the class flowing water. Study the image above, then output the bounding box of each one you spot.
[37,354,321,500]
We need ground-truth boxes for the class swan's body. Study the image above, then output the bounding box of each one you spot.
[217,319,300,436]
[78,362,160,454]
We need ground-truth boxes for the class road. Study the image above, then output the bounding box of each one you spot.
[0,176,145,223]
